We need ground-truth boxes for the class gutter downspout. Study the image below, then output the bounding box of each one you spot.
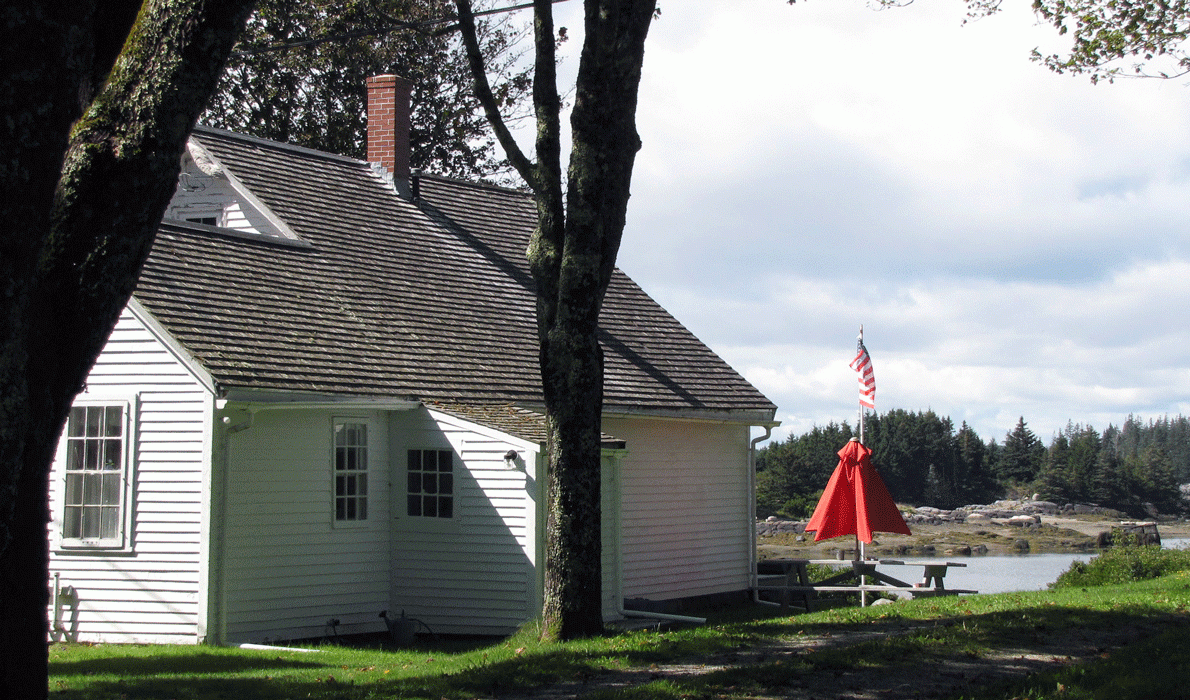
[749,425,773,605]
[617,608,707,625]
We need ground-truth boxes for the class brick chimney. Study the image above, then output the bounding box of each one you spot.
[366,74,413,181]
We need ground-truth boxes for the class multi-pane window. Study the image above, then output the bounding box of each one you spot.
[334,422,368,522]
[407,449,454,518]
[62,405,127,544]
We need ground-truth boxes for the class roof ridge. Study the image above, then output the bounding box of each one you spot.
[192,125,367,168]
[413,171,534,200]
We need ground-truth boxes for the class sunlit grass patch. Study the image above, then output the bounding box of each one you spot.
[48,574,1190,699]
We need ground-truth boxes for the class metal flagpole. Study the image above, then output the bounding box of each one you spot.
[857,325,866,445]
[855,327,867,603]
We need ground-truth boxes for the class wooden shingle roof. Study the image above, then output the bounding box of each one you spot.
[133,127,776,421]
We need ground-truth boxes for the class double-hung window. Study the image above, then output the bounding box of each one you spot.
[60,403,132,549]
[407,449,454,519]
[333,421,368,522]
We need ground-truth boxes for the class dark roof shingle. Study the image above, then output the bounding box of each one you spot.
[134,127,776,420]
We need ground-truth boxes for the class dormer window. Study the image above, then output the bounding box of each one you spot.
[164,138,303,243]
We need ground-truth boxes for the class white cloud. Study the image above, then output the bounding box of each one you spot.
[542,0,1190,445]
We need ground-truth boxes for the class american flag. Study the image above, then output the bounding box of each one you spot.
[850,339,875,409]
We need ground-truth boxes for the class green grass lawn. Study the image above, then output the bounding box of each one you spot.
[49,567,1190,699]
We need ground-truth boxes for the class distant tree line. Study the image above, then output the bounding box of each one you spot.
[756,412,1190,520]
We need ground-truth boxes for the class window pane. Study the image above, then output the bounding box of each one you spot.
[407,450,421,470]
[439,497,453,519]
[100,507,119,539]
[64,474,83,505]
[357,474,367,496]
[438,451,452,472]
[85,406,102,437]
[407,472,421,494]
[84,439,99,470]
[63,509,81,539]
[407,495,421,516]
[81,509,99,539]
[424,496,438,518]
[66,443,84,472]
[423,473,437,495]
[103,440,121,469]
[104,406,123,437]
[357,500,367,520]
[336,498,346,520]
[68,408,86,437]
[83,473,102,505]
[101,474,121,505]
[439,473,453,495]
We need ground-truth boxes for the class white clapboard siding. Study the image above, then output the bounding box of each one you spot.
[602,417,752,602]
[47,308,212,644]
[220,408,393,643]
[389,409,539,636]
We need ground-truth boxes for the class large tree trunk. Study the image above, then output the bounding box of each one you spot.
[0,1,253,697]
[532,0,655,641]
[446,0,656,641]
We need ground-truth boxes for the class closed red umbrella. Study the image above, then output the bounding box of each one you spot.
[805,438,911,543]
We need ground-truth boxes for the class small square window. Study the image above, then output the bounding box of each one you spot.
[407,449,454,519]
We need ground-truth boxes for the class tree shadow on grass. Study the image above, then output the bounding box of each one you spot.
[47,601,1190,700]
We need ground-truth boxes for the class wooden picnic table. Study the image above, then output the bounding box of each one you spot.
[756,558,977,611]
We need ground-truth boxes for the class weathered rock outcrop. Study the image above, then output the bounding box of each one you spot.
[757,498,1123,537]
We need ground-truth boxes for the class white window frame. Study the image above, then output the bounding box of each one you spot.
[332,419,370,527]
[53,396,137,552]
[405,448,456,520]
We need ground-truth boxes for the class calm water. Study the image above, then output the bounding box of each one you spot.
[894,536,1190,595]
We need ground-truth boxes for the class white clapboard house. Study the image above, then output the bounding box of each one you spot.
[45,75,778,645]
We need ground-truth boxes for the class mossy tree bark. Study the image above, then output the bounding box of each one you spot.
[0,2,254,697]
[455,0,655,641]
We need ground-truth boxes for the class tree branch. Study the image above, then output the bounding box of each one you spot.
[453,0,539,188]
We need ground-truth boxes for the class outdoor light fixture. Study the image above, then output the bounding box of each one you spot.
[504,449,519,469]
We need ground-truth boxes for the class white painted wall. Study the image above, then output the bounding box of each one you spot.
[219,409,391,644]
[389,408,539,636]
[47,308,213,644]
[602,417,753,602]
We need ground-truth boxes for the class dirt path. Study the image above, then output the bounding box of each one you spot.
[518,515,1190,699]
[523,614,1173,699]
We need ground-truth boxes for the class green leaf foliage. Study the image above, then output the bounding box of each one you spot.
[203,0,532,182]
[758,411,1188,515]
[1052,543,1190,587]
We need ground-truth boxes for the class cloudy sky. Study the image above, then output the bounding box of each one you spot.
[541,0,1190,445]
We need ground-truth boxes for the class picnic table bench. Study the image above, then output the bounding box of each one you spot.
[756,558,977,611]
